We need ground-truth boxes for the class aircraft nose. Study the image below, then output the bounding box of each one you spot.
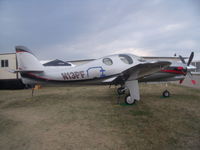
[176,66,187,74]
[177,66,184,70]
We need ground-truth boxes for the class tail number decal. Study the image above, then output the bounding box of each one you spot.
[61,71,85,80]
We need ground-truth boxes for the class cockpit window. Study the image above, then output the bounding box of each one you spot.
[119,54,133,64]
[103,58,113,65]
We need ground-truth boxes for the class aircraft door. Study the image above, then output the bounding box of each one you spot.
[86,66,106,79]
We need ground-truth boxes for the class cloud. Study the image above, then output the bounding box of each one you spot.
[0,0,199,60]
[112,48,153,57]
[162,23,186,31]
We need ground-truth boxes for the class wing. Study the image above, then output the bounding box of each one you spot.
[103,61,171,84]
[122,61,171,81]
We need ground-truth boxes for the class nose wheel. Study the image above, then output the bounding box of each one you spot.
[162,90,170,97]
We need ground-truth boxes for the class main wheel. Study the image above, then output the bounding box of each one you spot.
[163,90,170,97]
[125,95,136,105]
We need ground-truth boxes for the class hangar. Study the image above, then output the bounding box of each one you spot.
[192,61,200,73]
[0,53,25,89]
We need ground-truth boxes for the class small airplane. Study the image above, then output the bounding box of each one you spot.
[12,46,196,105]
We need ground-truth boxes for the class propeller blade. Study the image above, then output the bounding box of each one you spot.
[187,71,197,85]
[191,80,197,85]
[179,79,184,84]
[188,71,192,78]
[187,52,194,66]
[179,55,186,64]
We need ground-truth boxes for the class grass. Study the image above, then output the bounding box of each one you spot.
[0,84,200,150]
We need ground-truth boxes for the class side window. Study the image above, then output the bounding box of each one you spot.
[5,60,8,67]
[1,60,4,67]
[1,60,9,67]
[103,58,113,66]
[119,54,133,64]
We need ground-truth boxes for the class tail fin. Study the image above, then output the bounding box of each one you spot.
[15,46,44,72]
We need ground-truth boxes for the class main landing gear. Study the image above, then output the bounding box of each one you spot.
[117,87,126,95]
[117,80,140,105]
[117,87,136,105]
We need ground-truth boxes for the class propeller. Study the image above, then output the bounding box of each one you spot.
[179,52,196,85]
[187,52,194,66]
[179,55,186,64]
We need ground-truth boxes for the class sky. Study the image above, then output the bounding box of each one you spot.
[0,0,200,61]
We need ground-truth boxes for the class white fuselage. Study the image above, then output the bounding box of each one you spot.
[21,54,142,85]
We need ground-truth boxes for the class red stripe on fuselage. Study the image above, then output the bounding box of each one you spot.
[27,73,51,81]
[161,70,186,75]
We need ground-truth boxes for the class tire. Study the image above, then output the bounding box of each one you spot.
[125,95,136,105]
[163,90,170,97]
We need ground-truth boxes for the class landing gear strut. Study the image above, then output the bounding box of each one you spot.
[162,83,170,98]
[117,87,125,104]
[117,87,126,95]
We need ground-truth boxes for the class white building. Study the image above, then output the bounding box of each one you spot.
[0,53,24,89]
[192,61,200,73]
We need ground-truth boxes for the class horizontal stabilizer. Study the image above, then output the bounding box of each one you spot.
[8,69,43,73]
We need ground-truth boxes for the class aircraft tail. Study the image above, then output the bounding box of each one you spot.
[15,46,44,72]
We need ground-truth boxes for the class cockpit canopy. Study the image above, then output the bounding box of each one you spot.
[102,58,113,65]
[102,54,146,66]
[119,54,133,64]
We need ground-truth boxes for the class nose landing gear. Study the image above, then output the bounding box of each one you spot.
[162,90,170,97]
[162,83,171,98]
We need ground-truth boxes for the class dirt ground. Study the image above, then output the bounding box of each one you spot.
[0,84,200,150]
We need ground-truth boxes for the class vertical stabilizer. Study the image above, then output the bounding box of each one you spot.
[15,46,44,71]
